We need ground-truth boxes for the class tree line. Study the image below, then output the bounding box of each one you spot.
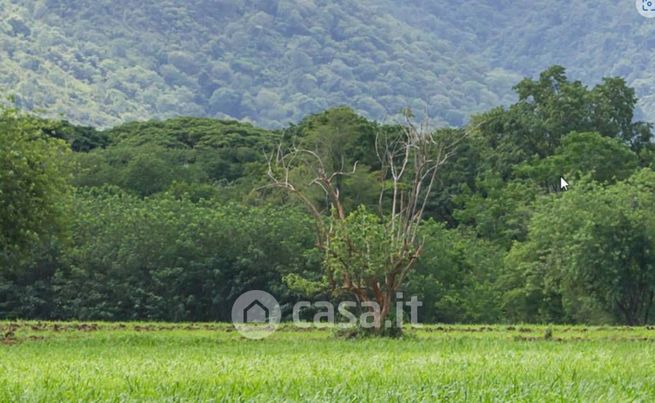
[2,66,655,325]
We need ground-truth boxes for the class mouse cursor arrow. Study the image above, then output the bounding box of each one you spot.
[560,177,569,191]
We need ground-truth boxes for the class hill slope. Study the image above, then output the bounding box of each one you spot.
[1,0,653,127]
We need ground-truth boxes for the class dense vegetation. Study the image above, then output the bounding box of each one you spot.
[2,66,655,325]
[2,1,655,128]
[1,323,655,400]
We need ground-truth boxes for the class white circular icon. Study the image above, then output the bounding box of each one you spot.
[231,290,281,339]
[637,0,655,18]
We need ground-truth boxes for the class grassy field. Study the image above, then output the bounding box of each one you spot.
[1,322,655,401]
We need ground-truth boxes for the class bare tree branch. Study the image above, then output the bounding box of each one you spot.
[266,108,470,331]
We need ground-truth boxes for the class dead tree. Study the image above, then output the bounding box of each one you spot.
[266,110,466,331]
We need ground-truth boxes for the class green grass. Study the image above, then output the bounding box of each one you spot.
[1,322,655,401]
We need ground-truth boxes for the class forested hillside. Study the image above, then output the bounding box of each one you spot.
[2,0,654,128]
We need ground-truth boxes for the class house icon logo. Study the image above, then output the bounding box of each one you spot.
[231,290,281,339]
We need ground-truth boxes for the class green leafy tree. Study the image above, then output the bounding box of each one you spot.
[50,187,317,321]
[0,107,72,269]
[72,117,277,197]
[506,170,655,325]
[454,176,539,248]
[408,221,504,324]
[517,131,640,187]
[475,66,650,180]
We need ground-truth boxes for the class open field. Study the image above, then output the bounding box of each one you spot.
[1,322,655,401]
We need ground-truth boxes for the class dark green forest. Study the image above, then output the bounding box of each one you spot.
[3,66,655,325]
[2,0,655,129]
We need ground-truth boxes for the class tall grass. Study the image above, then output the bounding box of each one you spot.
[1,322,654,401]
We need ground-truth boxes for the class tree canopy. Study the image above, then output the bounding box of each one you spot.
[2,67,655,326]
[0,107,72,269]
